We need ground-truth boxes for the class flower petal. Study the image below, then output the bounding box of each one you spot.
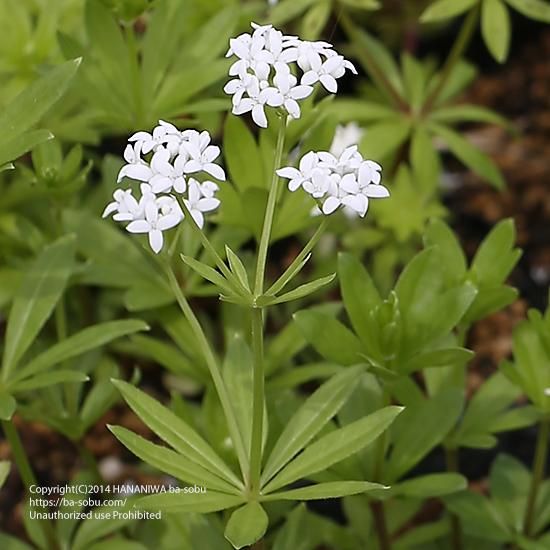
[149,229,164,253]
[126,220,150,233]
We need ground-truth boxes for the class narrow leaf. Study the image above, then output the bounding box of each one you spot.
[263,481,386,501]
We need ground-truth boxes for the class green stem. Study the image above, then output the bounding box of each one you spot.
[523,417,550,537]
[266,219,328,296]
[446,446,463,550]
[423,6,479,113]
[253,114,287,296]
[339,12,408,112]
[249,308,264,495]
[2,420,60,550]
[371,500,391,550]
[161,261,249,482]
[174,195,246,296]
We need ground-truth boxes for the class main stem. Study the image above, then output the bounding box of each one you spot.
[523,417,550,537]
[249,307,264,495]
[2,420,59,550]
[163,263,249,481]
[423,5,479,113]
[248,115,287,496]
[446,446,463,550]
[253,114,287,297]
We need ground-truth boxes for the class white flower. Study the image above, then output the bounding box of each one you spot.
[182,131,226,180]
[185,179,220,229]
[225,23,356,127]
[269,72,313,119]
[330,123,365,157]
[148,148,187,193]
[102,189,140,221]
[126,198,182,254]
[276,151,321,191]
[302,55,357,93]
[104,122,225,253]
[279,145,389,218]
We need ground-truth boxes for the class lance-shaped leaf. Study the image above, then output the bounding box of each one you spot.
[506,0,550,23]
[262,481,386,501]
[391,473,467,498]
[180,254,236,295]
[0,392,16,421]
[225,246,250,291]
[138,491,243,514]
[224,502,268,550]
[294,310,363,365]
[109,426,239,494]
[262,274,335,306]
[1,234,76,379]
[12,371,89,392]
[420,0,477,22]
[263,406,403,493]
[262,365,365,485]
[112,380,242,489]
[13,320,149,382]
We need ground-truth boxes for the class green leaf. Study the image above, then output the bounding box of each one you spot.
[15,320,148,381]
[112,380,242,489]
[264,406,403,492]
[225,502,268,549]
[0,392,16,420]
[470,219,521,285]
[268,274,335,305]
[359,119,411,160]
[326,100,397,123]
[430,104,509,126]
[506,0,550,23]
[108,426,239,494]
[420,0,477,22]
[386,389,463,481]
[338,252,381,348]
[0,130,54,168]
[264,481,385,501]
[1,234,76,378]
[294,310,363,365]
[430,123,505,188]
[12,371,89,391]
[300,0,331,40]
[444,492,510,541]
[0,59,80,149]
[482,0,511,62]
[224,116,264,191]
[139,490,244,513]
[270,0,319,25]
[262,365,365,485]
[225,246,250,291]
[402,347,473,374]
[0,461,9,488]
[424,219,467,284]
[338,0,381,9]
[410,125,441,193]
[393,473,467,498]
[180,254,235,295]
[0,533,33,550]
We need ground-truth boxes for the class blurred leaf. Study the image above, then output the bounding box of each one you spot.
[301,0,331,40]
[482,0,511,62]
[430,123,505,188]
[421,0,477,22]
[506,0,550,22]
[1,235,75,378]
[393,473,467,497]
[0,392,16,420]
[138,490,243,513]
[225,502,268,549]
[264,481,385,501]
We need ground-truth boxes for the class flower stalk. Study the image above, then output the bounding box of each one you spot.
[161,260,249,480]
[446,446,464,550]
[523,416,550,537]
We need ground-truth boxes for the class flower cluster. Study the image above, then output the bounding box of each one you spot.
[277,146,389,218]
[224,23,357,127]
[102,121,224,253]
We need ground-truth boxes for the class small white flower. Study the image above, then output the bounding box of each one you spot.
[302,55,357,93]
[296,40,334,72]
[270,72,313,119]
[182,131,225,180]
[330,123,365,157]
[185,179,221,229]
[117,142,152,183]
[126,198,182,254]
[232,77,274,128]
[280,145,388,218]
[129,120,180,154]
[277,151,321,191]
[148,148,187,193]
[102,189,140,221]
